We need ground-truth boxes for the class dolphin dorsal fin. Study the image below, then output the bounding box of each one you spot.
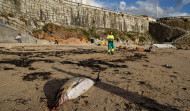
[95,72,100,82]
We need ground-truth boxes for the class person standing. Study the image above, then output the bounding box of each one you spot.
[107,32,114,54]
[16,33,22,43]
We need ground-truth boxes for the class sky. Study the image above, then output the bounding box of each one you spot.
[86,0,190,18]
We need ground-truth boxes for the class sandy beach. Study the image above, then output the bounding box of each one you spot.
[0,43,189,111]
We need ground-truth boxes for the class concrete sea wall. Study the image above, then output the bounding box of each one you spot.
[0,24,37,43]
[0,0,149,33]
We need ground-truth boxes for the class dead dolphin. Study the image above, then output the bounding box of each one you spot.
[49,73,100,110]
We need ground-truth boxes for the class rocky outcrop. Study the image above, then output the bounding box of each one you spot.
[32,24,88,44]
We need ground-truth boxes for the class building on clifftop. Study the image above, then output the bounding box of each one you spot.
[141,15,156,22]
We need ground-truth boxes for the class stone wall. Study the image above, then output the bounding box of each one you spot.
[0,0,149,33]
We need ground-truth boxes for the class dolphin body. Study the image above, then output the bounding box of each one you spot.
[49,73,100,110]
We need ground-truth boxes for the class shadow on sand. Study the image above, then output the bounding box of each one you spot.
[43,67,179,111]
[43,78,69,108]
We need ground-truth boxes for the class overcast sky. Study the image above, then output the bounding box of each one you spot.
[86,0,190,18]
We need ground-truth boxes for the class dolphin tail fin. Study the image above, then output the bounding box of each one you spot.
[95,72,100,82]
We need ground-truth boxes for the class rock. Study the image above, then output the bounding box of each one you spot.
[32,24,88,44]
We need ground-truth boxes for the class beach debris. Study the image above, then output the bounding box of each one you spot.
[169,75,177,78]
[49,73,100,110]
[97,44,101,46]
[139,81,146,85]
[114,69,119,72]
[124,71,132,75]
[120,77,127,79]
[174,98,183,103]
[182,88,187,90]
[143,65,148,67]
[28,67,35,70]
[162,64,173,68]
[78,66,84,69]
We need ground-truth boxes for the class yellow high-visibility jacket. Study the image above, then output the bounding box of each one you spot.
[107,35,114,41]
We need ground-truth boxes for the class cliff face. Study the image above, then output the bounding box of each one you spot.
[149,22,186,43]
[157,17,190,31]
[0,0,148,33]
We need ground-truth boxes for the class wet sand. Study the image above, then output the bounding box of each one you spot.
[0,43,189,111]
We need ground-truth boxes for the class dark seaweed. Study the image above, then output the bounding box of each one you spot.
[61,59,128,71]
[23,72,52,81]
[4,67,14,70]
[0,59,54,67]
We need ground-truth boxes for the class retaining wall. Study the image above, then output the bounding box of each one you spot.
[0,24,37,43]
